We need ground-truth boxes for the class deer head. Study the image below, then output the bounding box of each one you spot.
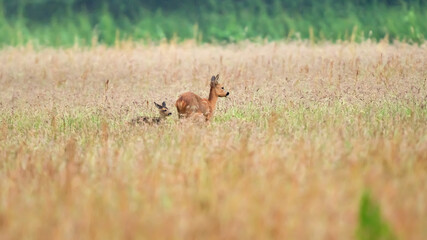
[154,102,172,118]
[210,74,229,97]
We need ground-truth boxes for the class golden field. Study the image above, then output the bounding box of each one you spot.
[0,41,426,239]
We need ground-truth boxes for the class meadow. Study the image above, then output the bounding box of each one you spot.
[0,41,426,239]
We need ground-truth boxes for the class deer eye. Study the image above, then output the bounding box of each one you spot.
[221,87,224,90]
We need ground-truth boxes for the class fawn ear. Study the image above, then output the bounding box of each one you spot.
[154,102,162,109]
[162,101,166,108]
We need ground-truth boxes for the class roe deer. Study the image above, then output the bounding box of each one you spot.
[130,102,172,125]
[175,74,229,121]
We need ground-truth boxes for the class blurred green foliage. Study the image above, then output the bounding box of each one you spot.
[357,191,397,240]
[0,0,426,46]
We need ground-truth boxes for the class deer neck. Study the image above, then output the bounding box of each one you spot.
[208,87,218,111]
[158,112,166,120]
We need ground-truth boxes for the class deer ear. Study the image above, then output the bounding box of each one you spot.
[211,74,219,86]
[162,101,166,108]
[154,102,162,109]
[211,76,216,86]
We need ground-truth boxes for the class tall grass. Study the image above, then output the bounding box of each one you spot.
[0,41,426,239]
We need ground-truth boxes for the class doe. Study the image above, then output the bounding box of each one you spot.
[175,74,229,121]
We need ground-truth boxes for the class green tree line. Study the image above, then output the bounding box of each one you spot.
[0,0,426,46]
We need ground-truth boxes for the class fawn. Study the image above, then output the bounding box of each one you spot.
[175,74,229,121]
[130,102,172,125]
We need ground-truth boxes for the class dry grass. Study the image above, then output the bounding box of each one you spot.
[0,41,426,240]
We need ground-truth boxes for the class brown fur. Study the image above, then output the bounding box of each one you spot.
[130,102,172,125]
[175,74,229,121]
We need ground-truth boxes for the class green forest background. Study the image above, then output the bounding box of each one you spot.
[0,0,426,46]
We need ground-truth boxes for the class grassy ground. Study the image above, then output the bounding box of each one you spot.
[0,41,426,239]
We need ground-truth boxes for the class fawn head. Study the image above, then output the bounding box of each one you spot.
[210,74,229,97]
[154,102,172,117]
